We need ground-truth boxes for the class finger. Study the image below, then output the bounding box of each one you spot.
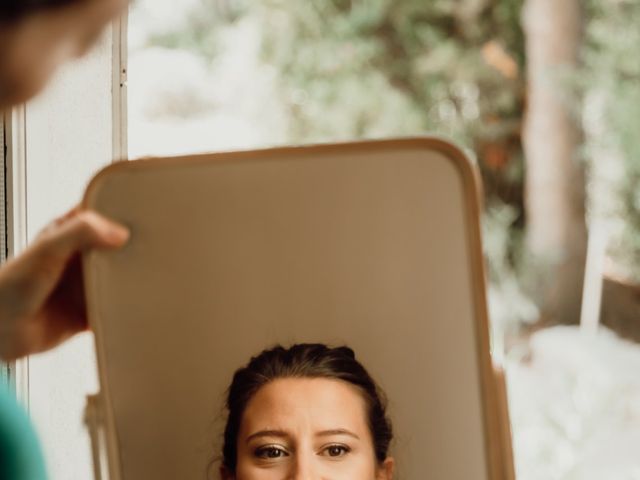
[55,205,82,226]
[36,205,82,239]
[38,210,130,259]
[35,255,89,350]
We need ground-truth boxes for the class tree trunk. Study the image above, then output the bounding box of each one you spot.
[522,0,586,323]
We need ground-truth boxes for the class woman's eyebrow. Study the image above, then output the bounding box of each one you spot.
[316,429,360,440]
[246,429,290,443]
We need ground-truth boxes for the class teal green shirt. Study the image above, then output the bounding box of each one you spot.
[0,385,47,480]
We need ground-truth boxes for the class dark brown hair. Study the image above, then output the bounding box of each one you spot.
[221,343,393,473]
[0,0,87,21]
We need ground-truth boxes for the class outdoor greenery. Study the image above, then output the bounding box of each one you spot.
[583,0,640,282]
[151,0,526,203]
[254,1,526,207]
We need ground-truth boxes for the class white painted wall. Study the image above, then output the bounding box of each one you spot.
[23,30,115,480]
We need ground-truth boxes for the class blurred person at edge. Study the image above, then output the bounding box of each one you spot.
[0,1,130,478]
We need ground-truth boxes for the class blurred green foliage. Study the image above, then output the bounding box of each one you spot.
[154,1,526,206]
[583,0,640,281]
[254,0,526,208]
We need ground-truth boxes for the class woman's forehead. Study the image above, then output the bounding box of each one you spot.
[240,377,370,436]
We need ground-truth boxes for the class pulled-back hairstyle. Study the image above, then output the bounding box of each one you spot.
[221,343,393,473]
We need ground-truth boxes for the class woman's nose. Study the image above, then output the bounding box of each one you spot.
[289,452,320,480]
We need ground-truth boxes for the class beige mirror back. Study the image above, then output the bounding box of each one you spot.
[82,138,513,480]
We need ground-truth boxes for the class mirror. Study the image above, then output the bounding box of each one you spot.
[83,138,512,479]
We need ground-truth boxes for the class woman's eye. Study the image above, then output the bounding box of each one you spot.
[255,445,288,459]
[322,444,350,457]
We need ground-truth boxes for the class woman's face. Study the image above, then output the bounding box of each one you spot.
[226,377,394,480]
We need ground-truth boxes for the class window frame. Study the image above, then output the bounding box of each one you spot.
[2,105,29,402]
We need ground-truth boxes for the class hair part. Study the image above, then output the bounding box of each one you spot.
[221,343,393,473]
